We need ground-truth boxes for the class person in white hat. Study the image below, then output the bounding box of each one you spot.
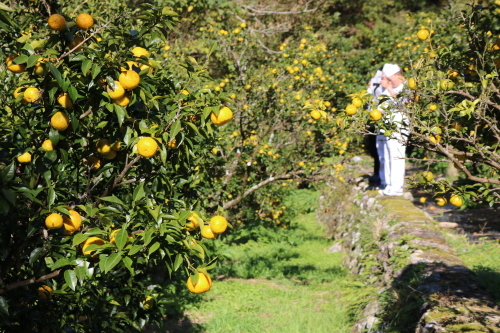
[376,63,408,196]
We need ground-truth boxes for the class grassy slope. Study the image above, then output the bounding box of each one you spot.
[446,234,500,304]
[185,190,371,332]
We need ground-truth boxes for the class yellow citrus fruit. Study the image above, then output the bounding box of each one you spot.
[417,29,430,41]
[142,296,155,310]
[435,197,447,207]
[102,150,117,160]
[119,70,141,90]
[5,55,26,73]
[86,156,101,170]
[82,236,105,255]
[131,46,150,59]
[209,216,228,234]
[210,106,233,126]
[48,14,66,31]
[137,137,158,158]
[298,161,305,167]
[57,93,73,108]
[429,134,441,144]
[113,94,131,106]
[14,87,25,100]
[51,112,70,131]
[450,195,463,207]
[69,36,84,52]
[23,87,40,103]
[45,213,63,229]
[75,13,94,30]
[110,229,121,245]
[185,212,200,231]
[41,139,54,151]
[408,77,417,90]
[200,225,217,239]
[429,104,437,111]
[17,152,32,164]
[352,97,363,108]
[310,110,321,120]
[345,104,357,115]
[96,138,112,155]
[120,60,139,72]
[421,171,434,181]
[107,81,125,100]
[63,210,82,235]
[34,62,47,76]
[439,79,455,90]
[369,109,382,121]
[419,197,427,203]
[38,285,53,299]
[111,141,122,151]
[186,272,212,294]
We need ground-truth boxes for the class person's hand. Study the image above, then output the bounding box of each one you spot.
[380,77,391,89]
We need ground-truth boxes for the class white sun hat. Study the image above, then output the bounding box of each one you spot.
[382,64,401,77]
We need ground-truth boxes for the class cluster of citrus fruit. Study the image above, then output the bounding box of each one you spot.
[44,209,82,234]
[185,213,229,240]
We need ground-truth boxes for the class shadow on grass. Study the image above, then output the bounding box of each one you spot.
[145,315,205,333]
[378,262,500,332]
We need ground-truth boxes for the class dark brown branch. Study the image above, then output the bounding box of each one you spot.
[223,173,295,210]
[0,269,61,295]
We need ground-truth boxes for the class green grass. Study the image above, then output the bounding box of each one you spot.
[184,190,374,332]
[446,233,500,304]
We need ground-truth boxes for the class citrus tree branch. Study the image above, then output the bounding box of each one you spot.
[57,14,125,63]
[0,269,62,295]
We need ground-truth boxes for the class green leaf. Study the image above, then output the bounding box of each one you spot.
[13,54,28,64]
[148,242,160,256]
[64,270,78,291]
[47,63,65,91]
[115,229,128,251]
[91,64,101,80]
[81,59,92,76]
[0,161,15,183]
[185,122,201,136]
[75,266,87,283]
[170,120,181,138]
[26,54,40,68]
[132,182,145,203]
[72,233,89,246]
[52,258,73,270]
[104,253,122,273]
[173,254,183,271]
[1,188,15,206]
[0,2,14,12]
[68,85,78,104]
[142,230,154,247]
[47,187,56,208]
[115,104,125,127]
[0,297,8,317]
[162,7,179,16]
[122,256,134,274]
[48,128,60,146]
[128,245,142,256]
[29,248,42,265]
[100,196,125,206]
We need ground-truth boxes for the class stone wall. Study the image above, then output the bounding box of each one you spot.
[318,178,500,332]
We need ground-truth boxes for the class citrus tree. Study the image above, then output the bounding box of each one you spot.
[0,1,235,331]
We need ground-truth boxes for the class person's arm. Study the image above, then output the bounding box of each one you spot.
[385,85,398,98]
